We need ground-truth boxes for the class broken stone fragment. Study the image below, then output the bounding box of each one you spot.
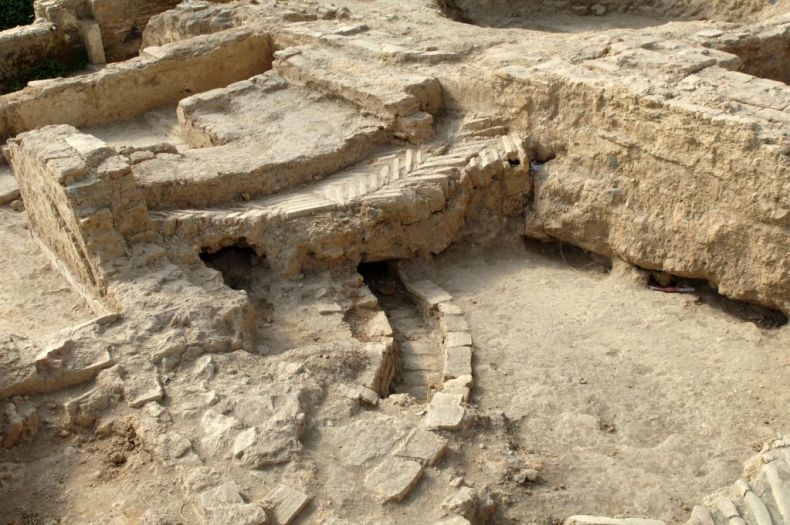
[2,337,115,400]
[263,484,310,525]
[125,368,165,408]
[395,112,435,144]
[441,487,479,521]
[1,401,38,448]
[233,426,258,458]
[340,383,379,406]
[365,457,423,503]
[443,375,473,401]
[365,310,393,338]
[200,409,243,457]
[424,392,465,431]
[62,366,124,429]
[393,428,448,466]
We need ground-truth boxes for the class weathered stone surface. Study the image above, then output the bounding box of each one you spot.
[424,393,465,430]
[263,484,310,525]
[443,346,472,380]
[393,428,448,466]
[329,414,409,467]
[365,457,423,503]
[440,314,469,334]
[0,334,114,400]
[402,280,454,309]
[441,487,479,520]
[365,311,393,338]
[443,375,473,402]
[444,331,473,350]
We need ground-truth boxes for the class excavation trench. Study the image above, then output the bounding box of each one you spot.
[718,32,790,84]
[358,261,444,402]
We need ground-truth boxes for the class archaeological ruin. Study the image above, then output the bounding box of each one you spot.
[0,0,789,523]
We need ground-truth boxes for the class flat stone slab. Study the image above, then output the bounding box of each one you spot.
[393,428,448,466]
[264,484,310,525]
[365,457,423,503]
[424,392,465,430]
[402,279,453,309]
[328,413,408,466]
[445,332,472,348]
[443,346,472,380]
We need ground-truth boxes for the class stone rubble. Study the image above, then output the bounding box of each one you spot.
[0,0,788,522]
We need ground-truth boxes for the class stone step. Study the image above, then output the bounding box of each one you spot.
[274,45,443,119]
[134,71,389,210]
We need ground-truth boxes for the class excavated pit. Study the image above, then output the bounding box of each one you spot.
[1,0,790,524]
[437,0,734,31]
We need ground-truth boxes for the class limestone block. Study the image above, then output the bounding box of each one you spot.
[79,19,106,65]
[443,346,472,380]
[365,457,423,503]
[424,392,465,430]
[402,279,453,309]
[444,332,472,349]
[393,428,448,466]
[443,375,473,402]
[365,311,393,338]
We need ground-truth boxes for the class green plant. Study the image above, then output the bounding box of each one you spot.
[0,0,35,31]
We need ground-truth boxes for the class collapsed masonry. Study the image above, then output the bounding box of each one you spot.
[0,0,789,523]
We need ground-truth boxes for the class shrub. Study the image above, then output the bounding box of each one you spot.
[0,0,35,31]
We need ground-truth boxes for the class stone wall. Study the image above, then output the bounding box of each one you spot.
[0,20,81,87]
[90,0,181,61]
[35,0,182,61]
[7,125,156,306]
[0,28,272,140]
[451,0,787,22]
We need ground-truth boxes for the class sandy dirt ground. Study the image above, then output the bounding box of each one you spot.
[419,239,790,523]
